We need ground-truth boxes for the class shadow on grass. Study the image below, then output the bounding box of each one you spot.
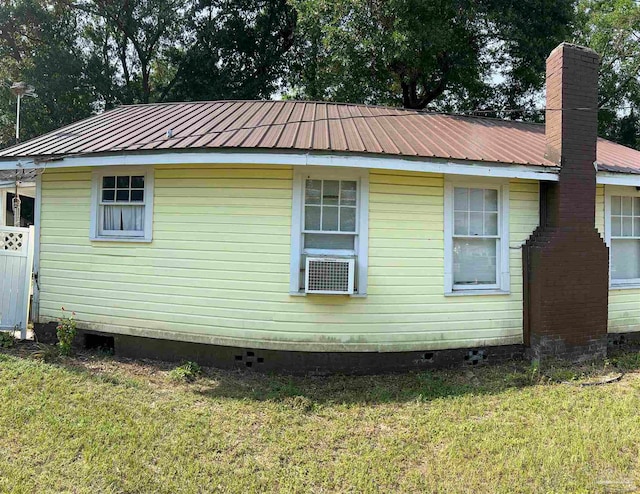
[4,340,640,406]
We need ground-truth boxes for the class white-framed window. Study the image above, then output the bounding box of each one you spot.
[605,186,640,287]
[90,167,154,242]
[290,167,369,295]
[444,178,510,294]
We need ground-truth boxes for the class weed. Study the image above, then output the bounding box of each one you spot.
[30,343,60,363]
[266,378,302,399]
[528,360,541,383]
[169,361,202,382]
[0,331,15,349]
[280,395,315,412]
[610,351,640,371]
[416,371,469,399]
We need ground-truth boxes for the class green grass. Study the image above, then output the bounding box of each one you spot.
[1,344,640,493]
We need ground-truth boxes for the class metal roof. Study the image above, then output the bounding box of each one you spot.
[0,100,639,173]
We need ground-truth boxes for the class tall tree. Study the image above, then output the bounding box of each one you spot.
[161,0,296,102]
[288,0,575,113]
[0,0,95,144]
[575,0,640,148]
[68,0,186,104]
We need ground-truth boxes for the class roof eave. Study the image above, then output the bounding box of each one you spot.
[0,148,560,182]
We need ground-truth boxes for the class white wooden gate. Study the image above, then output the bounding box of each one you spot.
[0,226,34,338]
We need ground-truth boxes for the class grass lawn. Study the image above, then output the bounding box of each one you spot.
[2,343,640,493]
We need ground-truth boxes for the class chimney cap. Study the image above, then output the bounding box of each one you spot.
[548,42,599,61]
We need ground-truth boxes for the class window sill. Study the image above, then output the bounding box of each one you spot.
[445,289,510,297]
[610,283,640,291]
[289,291,367,298]
[90,236,152,243]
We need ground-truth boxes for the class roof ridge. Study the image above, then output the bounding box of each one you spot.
[115,99,547,126]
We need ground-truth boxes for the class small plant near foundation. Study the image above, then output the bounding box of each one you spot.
[0,331,15,348]
[527,360,541,384]
[610,352,640,371]
[31,342,60,363]
[169,361,202,382]
[56,307,77,356]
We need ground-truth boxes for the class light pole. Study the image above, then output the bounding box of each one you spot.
[10,82,36,227]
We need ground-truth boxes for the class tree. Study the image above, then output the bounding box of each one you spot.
[161,0,297,102]
[68,0,186,104]
[0,0,299,147]
[575,0,640,148]
[0,0,95,145]
[288,0,575,113]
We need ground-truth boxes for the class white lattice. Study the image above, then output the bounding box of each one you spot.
[0,232,24,252]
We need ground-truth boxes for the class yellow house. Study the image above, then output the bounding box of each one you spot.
[0,43,639,372]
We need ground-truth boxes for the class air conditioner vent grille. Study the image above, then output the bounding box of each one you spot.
[305,257,355,294]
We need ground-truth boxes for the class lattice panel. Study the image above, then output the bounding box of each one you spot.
[0,232,24,252]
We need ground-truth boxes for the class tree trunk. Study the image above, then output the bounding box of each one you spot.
[142,65,150,104]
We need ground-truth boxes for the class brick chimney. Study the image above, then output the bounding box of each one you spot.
[523,43,609,361]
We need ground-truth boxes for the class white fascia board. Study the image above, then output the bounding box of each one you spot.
[597,172,640,186]
[0,151,560,181]
[0,181,35,190]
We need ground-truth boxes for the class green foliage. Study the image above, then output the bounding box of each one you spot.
[0,0,297,147]
[575,0,640,149]
[0,0,95,144]
[266,378,303,399]
[169,361,202,382]
[70,0,187,105]
[2,0,639,149]
[415,371,471,400]
[288,0,574,112]
[610,351,640,371]
[163,0,297,102]
[0,331,15,349]
[56,308,77,356]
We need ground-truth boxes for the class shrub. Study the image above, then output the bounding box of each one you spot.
[56,307,77,356]
[0,331,15,348]
[169,361,202,382]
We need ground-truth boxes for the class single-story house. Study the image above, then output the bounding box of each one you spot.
[0,43,638,372]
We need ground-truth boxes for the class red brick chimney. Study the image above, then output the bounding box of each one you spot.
[523,43,609,361]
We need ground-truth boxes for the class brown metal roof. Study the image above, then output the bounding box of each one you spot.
[1,100,639,173]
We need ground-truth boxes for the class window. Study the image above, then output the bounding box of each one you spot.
[304,179,357,252]
[290,168,369,295]
[91,168,154,241]
[444,180,509,294]
[607,190,640,286]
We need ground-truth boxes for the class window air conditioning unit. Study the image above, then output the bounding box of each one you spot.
[305,257,355,295]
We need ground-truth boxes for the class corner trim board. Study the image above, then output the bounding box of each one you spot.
[32,174,42,323]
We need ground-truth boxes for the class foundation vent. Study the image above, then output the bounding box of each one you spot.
[305,257,355,295]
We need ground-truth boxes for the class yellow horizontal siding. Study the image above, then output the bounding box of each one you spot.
[38,165,539,351]
[595,184,605,235]
[602,184,640,333]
